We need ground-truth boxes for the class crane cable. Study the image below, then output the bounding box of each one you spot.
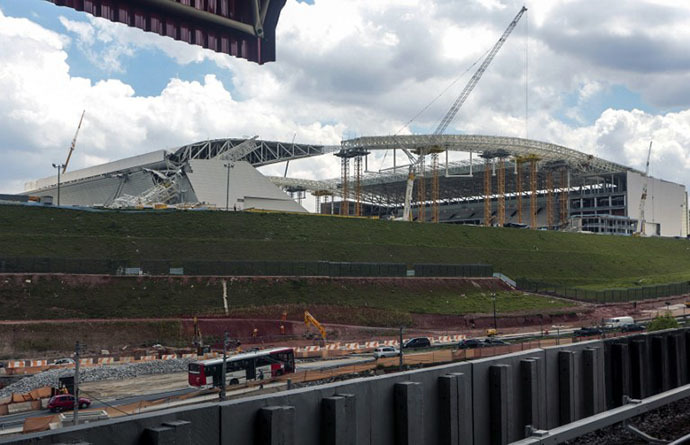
[377,46,493,172]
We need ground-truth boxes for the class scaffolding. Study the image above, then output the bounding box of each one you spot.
[312,189,333,215]
[530,157,538,229]
[431,152,440,223]
[417,154,426,222]
[354,155,363,216]
[546,171,554,229]
[560,168,568,227]
[497,158,506,227]
[339,156,349,215]
[483,158,492,227]
[516,158,523,224]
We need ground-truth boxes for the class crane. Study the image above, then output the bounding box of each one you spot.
[401,6,527,220]
[62,110,86,173]
[637,141,653,236]
[304,311,327,342]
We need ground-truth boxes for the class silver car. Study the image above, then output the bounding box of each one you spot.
[373,346,399,358]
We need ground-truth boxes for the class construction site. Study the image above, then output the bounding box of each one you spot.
[8,7,685,238]
[2,1,690,444]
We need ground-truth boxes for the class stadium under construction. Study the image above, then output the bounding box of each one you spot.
[18,133,689,238]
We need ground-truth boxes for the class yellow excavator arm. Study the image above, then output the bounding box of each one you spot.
[304,311,327,341]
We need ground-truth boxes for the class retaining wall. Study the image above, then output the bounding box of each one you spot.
[6,328,690,445]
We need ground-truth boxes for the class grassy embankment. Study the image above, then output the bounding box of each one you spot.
[1,205,688,288]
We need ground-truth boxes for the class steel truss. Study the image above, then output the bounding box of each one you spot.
[170,138,338,167]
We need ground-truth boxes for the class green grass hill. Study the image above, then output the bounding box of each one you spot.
[1,205,689,289]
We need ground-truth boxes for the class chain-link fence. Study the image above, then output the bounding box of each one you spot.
[0,257,492,278]
[517,278,690,303]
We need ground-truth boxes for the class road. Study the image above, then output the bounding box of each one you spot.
[0,354,373,432]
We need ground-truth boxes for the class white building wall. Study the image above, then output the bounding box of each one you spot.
[626,171,687,237]
[186,160,306,213]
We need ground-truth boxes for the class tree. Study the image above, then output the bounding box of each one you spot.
[647,314,679,332]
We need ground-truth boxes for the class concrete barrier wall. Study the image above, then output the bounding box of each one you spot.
[7,328,689,445]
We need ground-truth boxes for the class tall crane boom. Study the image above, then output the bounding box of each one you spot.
[401,6,526,221]
[637,141,653,236]
[63,110,86,173]
[434,6,527,135]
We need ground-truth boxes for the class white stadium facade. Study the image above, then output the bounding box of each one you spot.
[21,134,689,238]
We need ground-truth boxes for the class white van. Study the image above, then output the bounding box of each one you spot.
[604,316,634,328]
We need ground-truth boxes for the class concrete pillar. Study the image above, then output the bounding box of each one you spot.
[669,334,683,387]
[144,420,191,444]
[520,359,540,430]
[438,372,471,445]
[256,406,295,445]
[394,381,424,445]
[630,339,649,399]
[582,348,601,416]
[611,343,630,406]
[322,394,356,445]
[558,351,576,425]
[685,331,690,382]
[438,374,459,445]
[652,336,670,393]
[489,364,513,445]
[145,426,175,445]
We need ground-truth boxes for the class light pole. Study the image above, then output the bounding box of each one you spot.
[220,331,229,401]
[491,293,497,331]
[224,163,233,211]
[52,163,65,206]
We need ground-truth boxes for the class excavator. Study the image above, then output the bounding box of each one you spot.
[304,311,327,342]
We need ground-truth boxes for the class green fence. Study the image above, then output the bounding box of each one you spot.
[0,257,492,278]
[412,263,493,278]
[516,278,690,303]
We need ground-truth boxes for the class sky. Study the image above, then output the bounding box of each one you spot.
[0,0,689,210]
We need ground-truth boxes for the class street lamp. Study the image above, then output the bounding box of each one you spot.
[224,163,234,211]
[220,331,229,401]
[51,163,65,206]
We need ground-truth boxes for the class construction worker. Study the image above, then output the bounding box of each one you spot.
[280,325,285,335]
[252,328,258,338]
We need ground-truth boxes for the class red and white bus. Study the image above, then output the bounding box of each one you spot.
[188,347,295,387]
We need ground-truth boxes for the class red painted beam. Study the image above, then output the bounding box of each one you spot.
[47,0,286,64]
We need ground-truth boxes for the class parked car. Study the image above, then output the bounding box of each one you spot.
[373,346,399,358]
[402,337,431,349]
[47,394,91,412]
[53,358,75,365]
[457,339,485,349]
[574,327,603,337]
[621,323,646,333]
[484,338,510,346]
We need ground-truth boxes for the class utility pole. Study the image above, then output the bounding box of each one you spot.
[52,163,65,206]
[224,163,233,211]
[220,331,228,401]
[399,326,404,371]
[73,341,81,425]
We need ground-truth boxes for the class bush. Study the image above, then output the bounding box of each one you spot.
[647,313,679,332]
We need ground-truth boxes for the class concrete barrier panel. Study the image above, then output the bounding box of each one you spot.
[394,381,424,445]
[256,406,295,445]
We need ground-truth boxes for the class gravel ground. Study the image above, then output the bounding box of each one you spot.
[0,358,195,398]
[568,397,690,444]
